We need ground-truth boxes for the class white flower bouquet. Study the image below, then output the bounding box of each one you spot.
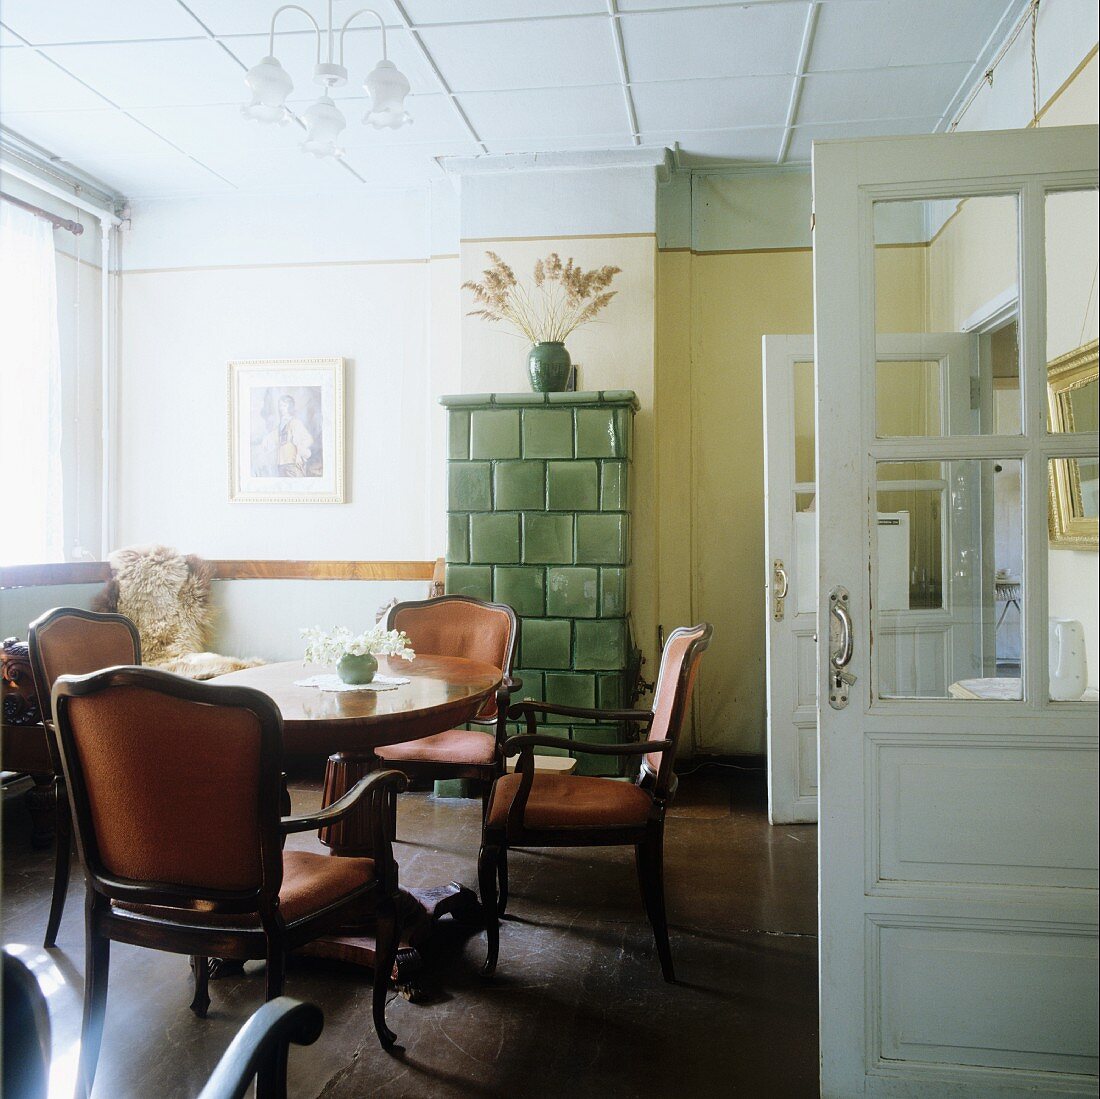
[300,624,416,666]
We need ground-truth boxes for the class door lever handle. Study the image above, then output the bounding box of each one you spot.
[772,560,789,621]
[828,587,855,709]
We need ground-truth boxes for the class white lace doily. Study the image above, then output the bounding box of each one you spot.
[294,674,411,693]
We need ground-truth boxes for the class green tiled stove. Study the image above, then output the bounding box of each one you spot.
[441,390,639,778]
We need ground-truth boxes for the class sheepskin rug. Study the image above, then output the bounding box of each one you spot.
[93,544,263,680]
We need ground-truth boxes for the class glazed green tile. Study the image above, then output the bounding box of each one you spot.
[447,513,469,564]
[493,566,544,616]
[575,408,624,458]
[533,725,570,758]
[434,779,474,797]
[573,724,624,775]
[512,669,544,702]
[494,461,545,511]
[448,462,492,511]
[522,409,574,458]
[520,617,571,669]
[494,392,546,407]
[470,513,520,564]
[547,461,598,511]
[548,390,600,404]
[448,411,470,459]
[522,513,574,564]
[596,672,625,710]
[600,390,638,405]
[574,618,626,670]
[575,513,628,564]
[546,566,598,618]
[600,461,628,510]
[439,393,493,407]
[445,564,492,600]
[600,567,627,616]
[544,672,595,724]
[470,409,520,460]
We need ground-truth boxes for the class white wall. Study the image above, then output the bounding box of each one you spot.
[115,188,444,560]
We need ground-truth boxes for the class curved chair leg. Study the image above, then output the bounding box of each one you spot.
[189,956,211,1018]
[78,906,111,1099]
[372,901,399,1051]
[44,781,71,948]
[636,831,675,983]
[478,843,500,976]
[497,845,509,917]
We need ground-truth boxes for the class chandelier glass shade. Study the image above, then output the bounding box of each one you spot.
[241,3,413,158]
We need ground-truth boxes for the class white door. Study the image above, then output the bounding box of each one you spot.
[764,332,981,825]
[814,125,1099,1097]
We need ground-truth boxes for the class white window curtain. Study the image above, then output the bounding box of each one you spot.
[0,200,64,564]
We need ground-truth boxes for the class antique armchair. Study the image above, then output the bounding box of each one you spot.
[51,666,407,1098]
[27,607,143,948]
[4,946,325,1099]
[478,623,712,982]
[367,595,520,810]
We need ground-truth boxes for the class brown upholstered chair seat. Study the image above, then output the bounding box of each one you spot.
[115,850,376,928]
[487,773,654,831]
[377,728,496,766]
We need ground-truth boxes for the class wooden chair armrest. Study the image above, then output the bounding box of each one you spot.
[507,700,654,723]
[504,733,672,758]
[280,770,407,834]
[197,997,323,1099]
[502,674,523,694]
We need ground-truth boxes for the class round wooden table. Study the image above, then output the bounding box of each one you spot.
[215,654,503,991]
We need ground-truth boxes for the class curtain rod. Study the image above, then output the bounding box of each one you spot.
[0,190,85,235]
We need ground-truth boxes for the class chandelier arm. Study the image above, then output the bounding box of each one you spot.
[338,8,388,66]
[267,4,322,63]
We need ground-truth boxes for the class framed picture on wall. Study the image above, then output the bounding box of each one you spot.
[228,358,346,503]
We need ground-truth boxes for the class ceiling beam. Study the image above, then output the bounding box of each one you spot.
[776,0,819,165]
[607,1,641,147]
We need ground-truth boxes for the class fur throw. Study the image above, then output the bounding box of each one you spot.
[93,544,263,680]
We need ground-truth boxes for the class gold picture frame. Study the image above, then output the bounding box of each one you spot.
[228,358,346,504]
[1047,338,1098,549]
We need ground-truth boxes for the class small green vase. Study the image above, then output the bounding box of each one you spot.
[337,653,378,685]
[527,342,572,393]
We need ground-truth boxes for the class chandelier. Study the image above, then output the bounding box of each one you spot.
[242,2,413,159]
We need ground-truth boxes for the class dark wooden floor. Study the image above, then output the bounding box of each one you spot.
[1,767,819,1098]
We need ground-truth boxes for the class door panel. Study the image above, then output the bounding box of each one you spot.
[813,125,1099,1097]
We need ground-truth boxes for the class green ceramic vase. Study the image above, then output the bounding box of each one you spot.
[337,652,378,685]
[527,341,572,392]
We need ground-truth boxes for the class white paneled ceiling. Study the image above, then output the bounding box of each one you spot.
[0,0,1027,199]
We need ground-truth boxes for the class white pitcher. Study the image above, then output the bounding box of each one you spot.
[1049,618,1087,701]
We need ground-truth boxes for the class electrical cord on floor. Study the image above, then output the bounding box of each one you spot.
[673,760,765,777]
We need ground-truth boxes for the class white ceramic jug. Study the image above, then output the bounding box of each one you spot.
[1049,618,1087,701]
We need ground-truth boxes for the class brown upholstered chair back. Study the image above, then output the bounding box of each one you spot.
[29,607,141,721]
[52,667,285,907]
[644,624,712,795]
[387,596,516,720]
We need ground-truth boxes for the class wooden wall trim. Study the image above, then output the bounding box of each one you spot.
[0,560,440,589]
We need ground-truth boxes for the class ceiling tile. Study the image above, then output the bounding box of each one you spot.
[617,0,770,8]
[646,126,784,165]
[458,85,628,140]
[0,108,177,160]
[342,141,482,185]
[42,38,247,108]
[787,115,942,162]
[621,5,808,83]
[809,0,1012,72]
[0,47,108,111]
[181,0,405,39]
[0,0,200,45]
[329,95,471,148]
[404,1,605,23]
[59,150,237,197]
[416,16,617,92]
[128,102,314,156]
[194,146,369,193]
[483,132,636,155]
[230,28,436,97]
[632,74,792,132]
[798,63,972,124]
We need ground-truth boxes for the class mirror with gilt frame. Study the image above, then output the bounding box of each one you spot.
[1048,338,1099,549]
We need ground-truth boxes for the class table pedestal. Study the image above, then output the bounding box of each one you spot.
[305,752,483,999]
